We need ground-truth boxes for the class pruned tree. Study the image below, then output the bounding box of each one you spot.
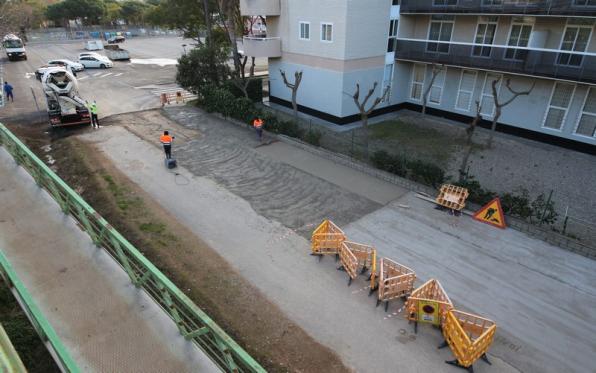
[280,69,303,118]
[459,100,482,182]
[352,82,390,158]
[488,77,535,147]
[421,63,444,115]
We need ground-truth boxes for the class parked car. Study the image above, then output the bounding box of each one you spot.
[78,55,113,69]
[78,52,103,60]
[36,63,76,80]
[107,35,125,44]
[47,59,84,72]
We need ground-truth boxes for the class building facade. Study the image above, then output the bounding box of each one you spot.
[240,0,596,148]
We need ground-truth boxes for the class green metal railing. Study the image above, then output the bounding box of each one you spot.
[0,321,26,373]
[0,123,266,373]
[0,251,79,373]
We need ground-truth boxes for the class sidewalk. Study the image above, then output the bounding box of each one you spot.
[0,147,218,372]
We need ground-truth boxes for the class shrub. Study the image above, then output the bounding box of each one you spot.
[531,193,558,225]
[371,150,407,177]
[454,177,495,206]
[407,159,445,188]
[224,79,264,102]
[303,129,322,147]
[501,189,532,220]
[278,120,303,138]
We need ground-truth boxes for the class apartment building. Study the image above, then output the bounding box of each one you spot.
[240,0,596,148]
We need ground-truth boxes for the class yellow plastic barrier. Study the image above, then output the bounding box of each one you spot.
[338,241,376,285]
[439,309,496,372]
[311,220,346,258]
[436,184,469,211]
[405,278,453,333]
[370,258,415,311]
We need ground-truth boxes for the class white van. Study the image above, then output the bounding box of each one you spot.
[84,40,104,51]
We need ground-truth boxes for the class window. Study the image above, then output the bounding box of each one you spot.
[575,87,596,137]
[557,23,592,66]
[542,82,575,131]
[480,72,502,117]
[392,0,400,5]
[433,0,457,4]
[574,0,596,5]
[455,70,478,111]
[410,64,425,101]
[321,23,333,42]
[482,0,503,5]
[427,15,454,53]
[387,19,399,52]
[505,23,532,60]
[429,67,446,105]
[473,16,498,57]
[299,22,310,40]
[382,64,395,101]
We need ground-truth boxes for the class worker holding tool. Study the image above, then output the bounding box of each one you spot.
[160,130,174,159]
[252,116,264,142]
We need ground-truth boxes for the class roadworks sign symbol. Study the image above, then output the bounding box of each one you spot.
[473,198,506,229]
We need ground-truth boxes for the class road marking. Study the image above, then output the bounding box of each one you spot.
[93,72,103,77]
[114,72,124,77]
[78,76,89,80]
[100,73,113,78]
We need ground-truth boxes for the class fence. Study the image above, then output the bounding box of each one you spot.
[26,27,181,43]
[0,250,79,373]
[0,122,265,373]
[405,279,453,333]
[338,241,376,285]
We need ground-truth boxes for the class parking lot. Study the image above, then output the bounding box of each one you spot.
[0,37,205,124]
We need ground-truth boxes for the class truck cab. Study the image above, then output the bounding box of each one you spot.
[2,34,27,61]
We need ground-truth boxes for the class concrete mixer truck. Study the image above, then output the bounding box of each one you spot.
[40,67,91,127]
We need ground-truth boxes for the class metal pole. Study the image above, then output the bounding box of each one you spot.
[562,206,569,235]
[539,189,554,225]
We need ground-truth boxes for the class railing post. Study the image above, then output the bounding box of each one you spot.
[157,281,187,335]
[74,204,100,244]
[215,335,239,373]
[108,235,138,284]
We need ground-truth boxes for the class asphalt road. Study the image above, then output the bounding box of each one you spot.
[1,37,198,124]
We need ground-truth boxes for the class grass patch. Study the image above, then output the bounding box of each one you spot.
[369,119,467,165]
[139,222,166,234]
[102,173,142,211]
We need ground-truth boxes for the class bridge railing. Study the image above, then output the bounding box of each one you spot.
[0,123,265,373]
[0,251,80,373]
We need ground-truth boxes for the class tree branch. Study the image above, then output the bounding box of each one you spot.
[500,78,535,107]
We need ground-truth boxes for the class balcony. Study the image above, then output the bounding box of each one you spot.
[395,39,596,84]
[240,0,280,16]
[242,36,281,58]
[399,0,596,16]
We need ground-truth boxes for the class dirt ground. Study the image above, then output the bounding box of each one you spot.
[5,116,349,373]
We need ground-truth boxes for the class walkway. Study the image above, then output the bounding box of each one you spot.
[0,147,219,372]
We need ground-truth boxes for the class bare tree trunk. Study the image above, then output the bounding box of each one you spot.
[202,0,212,47]
[422,64,443,115]
[250,57,255,77]
[352,82,390,160]
[487,78,535,147]
[459,101,482,182]
[280,70,303,118]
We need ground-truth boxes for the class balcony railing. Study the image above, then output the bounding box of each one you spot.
[240,0,280,16]
[242,36,282,58]
[395,39,596,84]
[399,0,596,16]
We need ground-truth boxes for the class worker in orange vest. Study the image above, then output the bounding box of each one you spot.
[160,130,174,159]
[253,117,264,142]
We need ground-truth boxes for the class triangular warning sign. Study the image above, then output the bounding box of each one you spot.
[473,198,506,229]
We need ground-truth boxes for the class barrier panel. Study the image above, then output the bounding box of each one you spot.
[338,241,376,285]
[405,278,453,333]
[311,219,346,257]
[436,184,469,211]
[160,91,197,107]
[439,309,496,372]
[370,258,415,311]
[0,123,265,373]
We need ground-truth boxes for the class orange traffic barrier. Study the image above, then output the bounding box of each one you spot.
[439,309,496,372]
[338,241,376,285]
[370,258,415,311]
[311,220,346,258]
[436,184,469,211]
[405,278,453,333]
